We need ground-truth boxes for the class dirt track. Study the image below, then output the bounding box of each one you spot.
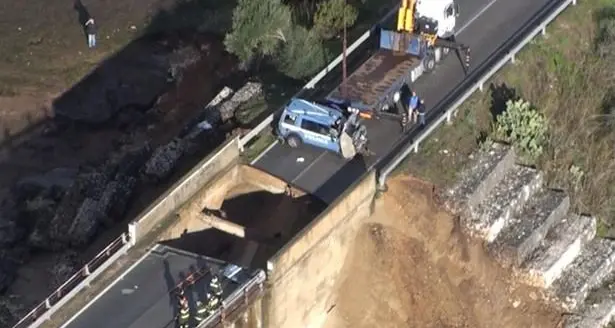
[324,177,563,328]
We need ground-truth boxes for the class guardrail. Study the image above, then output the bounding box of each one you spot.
[12,233,132,328]
[198,270,267,328]
[238,7,398,149]
[378,0,578,188]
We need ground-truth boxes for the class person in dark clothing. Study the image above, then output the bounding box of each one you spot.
[85,18,96,48]
[417,99,426,127]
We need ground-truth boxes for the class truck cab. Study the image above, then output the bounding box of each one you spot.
[415,0,460,39]
[277,98,369,159]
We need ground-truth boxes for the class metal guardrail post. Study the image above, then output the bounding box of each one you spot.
[377,0,576,190]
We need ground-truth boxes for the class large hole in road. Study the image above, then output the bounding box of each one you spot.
[160,165,326,268]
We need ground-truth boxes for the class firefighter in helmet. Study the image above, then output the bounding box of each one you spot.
[194,300,208,324]
[177,300,190,328]
[205,292,220,316]
[209,275,223,297]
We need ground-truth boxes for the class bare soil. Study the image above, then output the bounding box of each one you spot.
[324,176,564,328]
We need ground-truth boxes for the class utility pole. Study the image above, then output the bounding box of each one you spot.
[342,0,348,99]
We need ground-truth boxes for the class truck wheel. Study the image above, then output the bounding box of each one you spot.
[423,52,436,73]
[286,134,302,148]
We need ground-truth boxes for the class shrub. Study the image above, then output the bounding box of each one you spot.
[493,99,548,162]
[274,26,331,79]
[224,0,292,63]
[313,0,358,39]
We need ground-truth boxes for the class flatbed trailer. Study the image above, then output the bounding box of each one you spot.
[327,48,421,117]
[325,27,469,120]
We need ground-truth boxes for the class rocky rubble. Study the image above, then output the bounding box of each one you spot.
[446,142,615,328]
[143,82,262,181]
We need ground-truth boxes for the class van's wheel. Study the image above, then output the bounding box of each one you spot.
[423,51,436,73]
[286,134,302,148]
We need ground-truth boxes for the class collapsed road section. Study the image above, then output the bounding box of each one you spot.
[29,133,380,328]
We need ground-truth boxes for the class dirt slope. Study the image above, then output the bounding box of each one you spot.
[325,177,563,328]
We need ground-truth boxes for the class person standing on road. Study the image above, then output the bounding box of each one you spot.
[194,300,208,324]
[85,18,96,48]
[209,275,223,298]
[408,91,420,124]
[417,99,427,127]
[177,302,190,328]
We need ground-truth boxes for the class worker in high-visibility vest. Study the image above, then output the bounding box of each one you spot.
[177,302,190,328]
[205,292,221,316]
[209,275,223,297]
[194,300,208,323]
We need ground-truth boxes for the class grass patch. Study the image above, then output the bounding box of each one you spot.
[242,131,276,163]
[403,0,615,235]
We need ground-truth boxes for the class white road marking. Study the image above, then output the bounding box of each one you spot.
[457,0,501,35]
[59,246,156,328]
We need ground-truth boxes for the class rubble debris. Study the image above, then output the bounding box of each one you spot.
[53,50,170,124]
[48,251,80,289]
[519,214,597,289]
[15,167,78,197]
[0,251,21,293]
[464,164,543,242]
[550,238,615,311]
[489,189,569,267]
[218,82,262,122]
[68,198,103,247]
[443,143,515,214]
[564,296,615,328]
[0,295,27,328]
[168,45,202,83]
[142,138,185,181]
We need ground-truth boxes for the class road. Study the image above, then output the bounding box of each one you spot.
[60,245,253,328]
[253,0,557,204]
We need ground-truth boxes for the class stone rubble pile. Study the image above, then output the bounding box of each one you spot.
[444,142,615,328]
[144,82,262,181]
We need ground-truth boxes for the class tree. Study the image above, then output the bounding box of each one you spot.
[313,0,358,39]
[493,99,548,162]
[274,26,331,79]
[224,0,293,63]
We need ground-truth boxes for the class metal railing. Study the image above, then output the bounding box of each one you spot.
[198,270,267,328]
[12,233,131,328]
[378,0,578,187]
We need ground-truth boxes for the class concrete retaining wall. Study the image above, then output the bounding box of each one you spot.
[129,137,240,243]
[264,171,377,328]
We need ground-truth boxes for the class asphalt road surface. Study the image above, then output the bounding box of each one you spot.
[253,0,556,204]
[60,245,247,328]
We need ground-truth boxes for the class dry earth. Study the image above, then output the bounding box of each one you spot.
[324,176,564,328]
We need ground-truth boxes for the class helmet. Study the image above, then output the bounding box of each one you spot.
[211,276,219,282]
[196,301,203,306]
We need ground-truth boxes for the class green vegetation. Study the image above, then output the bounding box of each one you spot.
[492,99,548,163]
[314,0,359,39]
[403,0,615,236]
[225,0,390,80]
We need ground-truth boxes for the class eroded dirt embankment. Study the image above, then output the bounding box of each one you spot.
[324,177,563,328]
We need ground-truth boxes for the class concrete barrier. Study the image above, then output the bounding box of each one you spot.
[265,171,377,328]
[128,137,241,243]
